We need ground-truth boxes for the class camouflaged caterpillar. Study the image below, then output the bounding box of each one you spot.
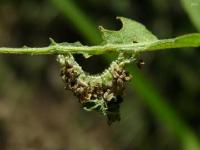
[57,53,135,124]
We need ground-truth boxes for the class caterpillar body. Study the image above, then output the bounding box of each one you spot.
[57,53,135,124]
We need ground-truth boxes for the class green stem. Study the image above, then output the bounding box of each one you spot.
[0,36,199,55]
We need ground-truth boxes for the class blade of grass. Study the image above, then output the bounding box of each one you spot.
[49,0,200,149]
[128,66,200,150]
[181,0,200,31]
[50,0,101,44]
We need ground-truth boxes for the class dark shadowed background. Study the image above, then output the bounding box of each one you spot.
[0,0,199,150]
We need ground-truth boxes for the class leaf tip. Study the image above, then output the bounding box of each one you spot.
[49,38,57,45]
[98,26,105,31]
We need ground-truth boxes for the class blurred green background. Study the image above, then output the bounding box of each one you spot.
[0,0,199,150]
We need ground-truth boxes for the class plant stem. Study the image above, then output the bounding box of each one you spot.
[0,36,199,55]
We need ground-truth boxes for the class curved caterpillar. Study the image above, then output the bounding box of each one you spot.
[57,53,135,124]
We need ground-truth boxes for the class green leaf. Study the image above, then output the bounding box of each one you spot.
[99,17,158,44]
[148,33,200,51]
[50,39,92,58]
[181,0,200,31]
[98,17,200,54]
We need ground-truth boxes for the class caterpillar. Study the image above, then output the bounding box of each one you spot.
[57,53,135,124]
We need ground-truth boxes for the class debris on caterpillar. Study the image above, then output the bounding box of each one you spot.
[57,53,135,125]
